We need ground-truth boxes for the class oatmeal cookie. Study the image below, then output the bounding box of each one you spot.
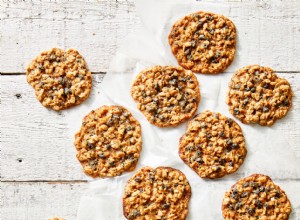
[179,110,247,179]
[26,48,92,110]
[74,106,142,178]
[169,11,236,74]
[227,65,293,126]
[131,66,200,127]
[222,174,292,220]
[123,166,191,220]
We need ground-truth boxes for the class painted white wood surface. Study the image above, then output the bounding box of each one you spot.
[1,182,87,220]
[1,181,300,220]
[1,0,300,219]
[1,0,300,73]
[1,73,300,181]
[1,74,104,182]
[0,0,140,73]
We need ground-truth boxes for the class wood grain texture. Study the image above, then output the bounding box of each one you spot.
[0,0,140,73]
[1,73,299,181]
[216,1,300,72]
[1,0,300,73]
[1,180,300,220]
[1,182,87,220]
[1,74,104,181]
[1,1,300,219]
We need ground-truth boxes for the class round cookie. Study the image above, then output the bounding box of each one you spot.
[74,106,142,178]
[26,48,92,110]
[179,110,247,179]
[227,65,293,126]
[123,166,191,220]
[131,66,200,127]
[168,11,236,74]
[222,174,292,220]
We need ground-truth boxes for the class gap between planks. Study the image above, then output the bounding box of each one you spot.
[0,72,107,76]
[2,178,300,184]
[1,71,300,76]
[1,72,299,181]
[1,180,88,183]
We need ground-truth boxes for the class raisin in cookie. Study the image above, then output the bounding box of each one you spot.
[222,174,292,220]
[131,66,200,127]
[26,48,92,110]
[169,11,236,74]
[227,65,293,126]
[123,166,191,220]
[74,106,142,178]
[179,110,247,179]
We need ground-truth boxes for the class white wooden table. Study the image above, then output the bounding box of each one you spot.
[1,1,300,219]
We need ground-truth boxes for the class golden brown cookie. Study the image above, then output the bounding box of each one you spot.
[123,166,191,220]
[74,106,142,178]
[227,65,293,126]
[26,48,92,110]
[169,11,236,74]
[179,110,247,179]
[48,218,65,220]
[131,66,200,127]
[222,174,292,220]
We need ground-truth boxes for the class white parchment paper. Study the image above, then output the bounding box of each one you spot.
[66,0,300,219]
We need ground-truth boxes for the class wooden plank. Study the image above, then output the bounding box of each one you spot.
[1,1,299,219]
[1,180,300,220]
[231,1,300,72]
[1,182,87,220]
[0,0,140,73]
[1,73,299,181]
[0,74,104,181]
[1,1,300,73]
